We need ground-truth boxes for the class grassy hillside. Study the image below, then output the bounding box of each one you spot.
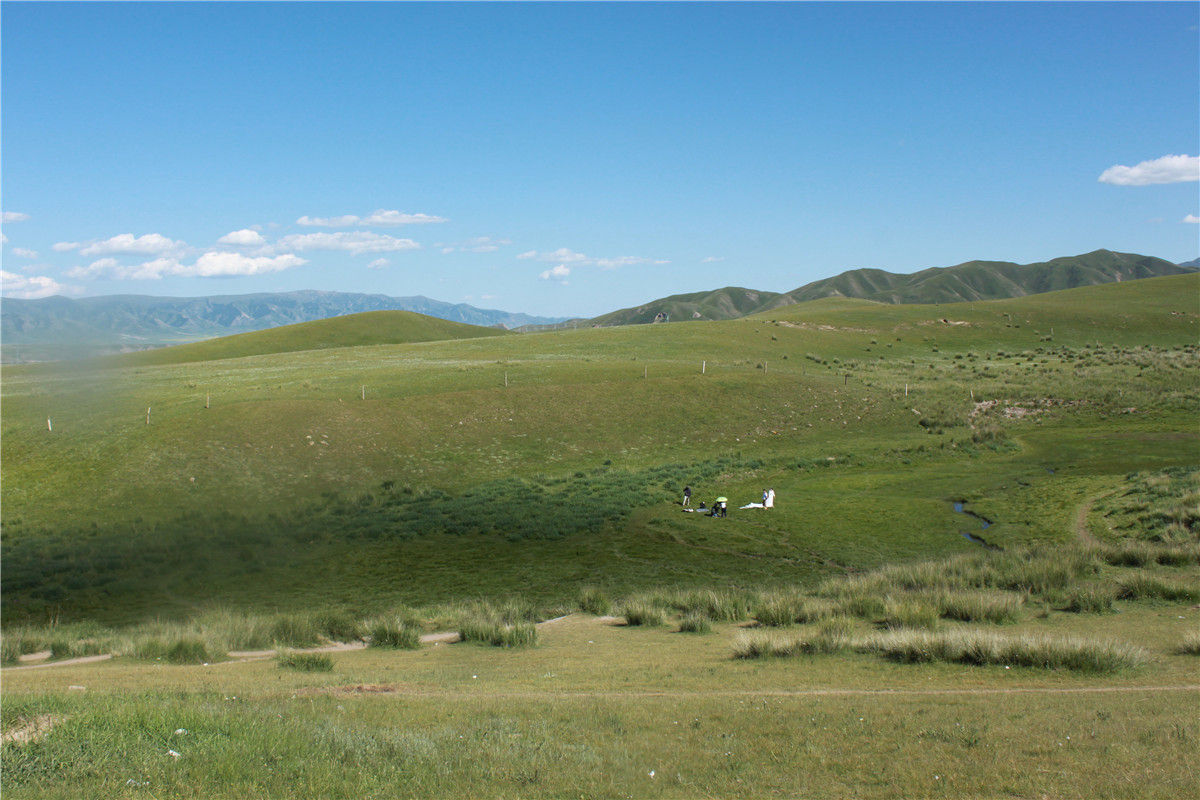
[1,274,1196,625]
[589,286,789,325]
[786,249,1190,304]
[584,251,1193,329]
[104,309,509,366]
[3,273,1198,800]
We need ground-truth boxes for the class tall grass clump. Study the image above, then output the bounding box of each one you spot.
[458,615,538,648]
[196,610,276,651]
[660,589,751,622]
[839,593,887,621]
[622,601,666,628]
[48,636,109,661]
[732,630,802,659]
[314,610,364,643]
[1115,574,1200,602]
[133,635,213,665]
[858,630,1146,672]
[883,596,941,629]
[732,625,851,659]
[1100,541,1157,567]
[0,630,48,665]
[578,586,612,616]
[1061,585,1117,614]
[752,592,835,627]
[936,591,1024,624]
[267,613,324,648]
[1177,632,1200,656]
[368,619,421,649]
[276,650,334,672]
[1152,544,1200,567]
[678,613,712,634]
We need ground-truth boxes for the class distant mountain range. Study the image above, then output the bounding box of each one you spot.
[581,250,1196,328]
[1,291,566,362]
[2,250,1194,362]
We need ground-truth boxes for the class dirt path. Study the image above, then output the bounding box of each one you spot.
[1074,489,1117,545]
[4,654,113,672]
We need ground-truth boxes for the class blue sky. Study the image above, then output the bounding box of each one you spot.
[2,1,1197,317]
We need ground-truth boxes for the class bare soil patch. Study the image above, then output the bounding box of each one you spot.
[2,714,62,746]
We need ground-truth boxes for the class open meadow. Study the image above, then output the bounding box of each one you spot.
[3,275,1198,798]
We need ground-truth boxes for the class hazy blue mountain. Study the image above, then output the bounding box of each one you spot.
[1,290,565,362]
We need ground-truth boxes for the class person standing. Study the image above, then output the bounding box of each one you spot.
[683,486,692,507]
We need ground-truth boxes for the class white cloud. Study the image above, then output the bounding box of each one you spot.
[367,258,390,269]
[1184,214,1200,224]
[520,247,665,270]
[187,252,306,277]
[594,256,670,269]
[1,269,65,299]
[441,236,512,254]
[277,231,420,255]
[539,264,571,281]
[1098,154,1200,186]
[701,256,725,263]
[2,212,31,223]
[12,248,38,258]
[217,229,267,246]
[79,233,186,257]
[52,241,80,252]
[541,247,589,263]
[361,209,447,226]
[68,252,306,280]
[297,214,361,227]
[68,257,166,280]
[1,234,7,244]
[296,209,447,227]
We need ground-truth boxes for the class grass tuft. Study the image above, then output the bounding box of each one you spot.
[622,601,666,627]
[1061,585,1117,614]
[858,629,1146,672]
[458,616,538,648]
[133,635,213,664]
[276,650,334,672]
[368,619,421,649]
[1115,574,1200,603]
[578,586,612,616]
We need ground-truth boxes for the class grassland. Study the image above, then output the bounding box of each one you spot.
[2,274,1198,798]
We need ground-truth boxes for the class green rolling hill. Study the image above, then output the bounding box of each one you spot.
[785,249,1192,304]
[109,309,510,366]
[589,250,1194,326]
[1,274,1196,625]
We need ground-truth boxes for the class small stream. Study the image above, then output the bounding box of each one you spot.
[951,501,1001,549]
